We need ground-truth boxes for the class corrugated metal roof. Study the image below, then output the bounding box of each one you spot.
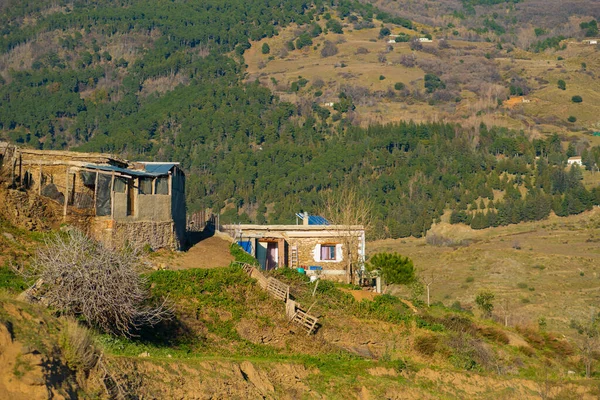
[143,163,178,174]
[83,164,166,177]
[296,213,329,225]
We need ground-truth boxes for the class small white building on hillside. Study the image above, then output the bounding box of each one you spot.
[568,156,583,166]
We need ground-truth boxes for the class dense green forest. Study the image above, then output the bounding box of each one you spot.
[1,0,600,238]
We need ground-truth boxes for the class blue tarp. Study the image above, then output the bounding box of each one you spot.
[237,240,252,253]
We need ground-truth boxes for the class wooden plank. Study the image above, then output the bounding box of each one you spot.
[266,277,290,302]
[291,309,319,335]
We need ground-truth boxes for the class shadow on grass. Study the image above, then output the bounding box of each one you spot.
[129,316,200,350]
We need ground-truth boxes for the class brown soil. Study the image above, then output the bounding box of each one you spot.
[339,288,379,302]
[0,301,78,400]
[158,232,235,270]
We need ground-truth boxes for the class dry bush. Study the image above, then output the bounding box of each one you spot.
[425,232,471,247]
[477,325,510,345]
[355,47,369,55]
[29,230,172,336]
[398,54,416,68]
[320,41,339,58]
[440,315,477,335]
[415,334,440,356]
[446,331,497,371]
[60,318,99,373]
[339,84,371,105]
[312,77,325,88]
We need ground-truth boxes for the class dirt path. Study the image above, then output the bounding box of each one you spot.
[339,288,379,302]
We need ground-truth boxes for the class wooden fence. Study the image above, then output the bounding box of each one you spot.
[239,263,319,335]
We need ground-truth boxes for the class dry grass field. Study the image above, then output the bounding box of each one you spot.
[245,18,600,143]
[369,208,600,336]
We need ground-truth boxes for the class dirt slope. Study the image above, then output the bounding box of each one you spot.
[155,231,235,270]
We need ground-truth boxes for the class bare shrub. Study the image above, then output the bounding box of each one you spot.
[438,39,451,49]
[425,232,471,247]
[355,47,369,55]
[432,89,459,103]
[417,58,444,75]
[321,40,339,58]
[398,54,416,68]
[409,38,423,51]
[339,84,371,105]
[415,334,439,356]
[420,46,439,56]
[312,77,325,89]
[377,53,387,63]
[279,47,289,58]
[29,230,172,336]
[353,21,374,30]
[446,331,496,371]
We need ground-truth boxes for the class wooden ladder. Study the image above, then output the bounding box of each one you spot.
[290,246,299,269]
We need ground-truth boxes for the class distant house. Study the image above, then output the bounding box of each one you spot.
[417,37,433,43]
[568,156,583,166]
[224,212,365,281]
[0,142,186,250]
[387,39,396,44]
[584,39,598,45]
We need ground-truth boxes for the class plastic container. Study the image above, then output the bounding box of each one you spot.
[296,267,306,274]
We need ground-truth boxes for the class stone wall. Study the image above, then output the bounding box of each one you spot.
[137,194,172,221]
[90,219,178,250]
[289,237,347,270]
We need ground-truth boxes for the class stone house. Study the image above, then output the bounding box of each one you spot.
[568,156,583,166]
[0,142,186,250]
[225,213,365,281]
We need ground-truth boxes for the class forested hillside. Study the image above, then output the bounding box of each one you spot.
[1,0,600,238]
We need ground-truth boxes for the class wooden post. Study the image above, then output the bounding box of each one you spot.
[38,163,42,195]
[110,172,115,218]
[63,167,69,219]
[18,153,22,187]
[93,171,99,215]
[278,238,286,268]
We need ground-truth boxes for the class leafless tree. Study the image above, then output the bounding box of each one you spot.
[27,229,172,336]
[422,271,435,307]
[571,315,600,378]
[398,54,416,68]
[320,186,373,284]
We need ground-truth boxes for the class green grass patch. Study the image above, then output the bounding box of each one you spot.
[229,243,259,265]
[0,264,27,292]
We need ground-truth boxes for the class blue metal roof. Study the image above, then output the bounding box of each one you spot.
[143,163,178,175]
[296,213,329,225]
[84,164,167,177]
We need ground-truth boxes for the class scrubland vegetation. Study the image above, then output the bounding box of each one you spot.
[1,0,599,241]
[1,0,600,397]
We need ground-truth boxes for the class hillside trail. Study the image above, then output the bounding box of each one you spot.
[160,225,234,270]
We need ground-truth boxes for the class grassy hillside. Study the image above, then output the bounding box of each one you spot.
[370,208,600,337]
[1,0,600,239]
[2,261,600,398]
[245,12,600,142]
[1,213,599,398]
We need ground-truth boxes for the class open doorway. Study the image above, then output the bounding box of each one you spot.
[257,240,280,270]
